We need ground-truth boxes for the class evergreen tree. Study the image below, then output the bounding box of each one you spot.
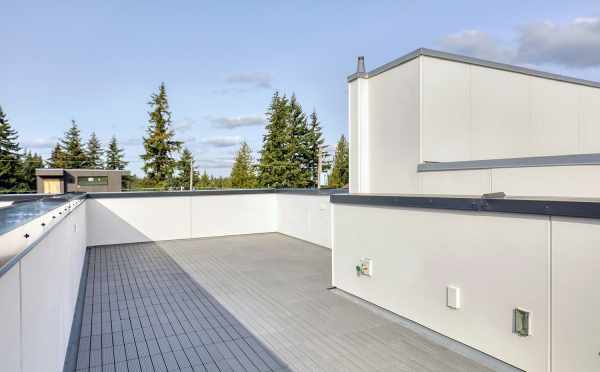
[21,151,43,190]
[258,92,293,188]
[329,135,349,188]
[0,106,23,191]
[61,120,86,168]
[196,170,211,188]
[85,132,103,169]
[307,110,325,188]
[230,142,257,188]
[105,136,128,170]
[288,94,311,187]
[47,143,66,168]
[176,147,197,189]
[141,83,181,186]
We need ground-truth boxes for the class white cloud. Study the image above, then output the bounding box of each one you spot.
[438,17,600,68]
[208,115,265,129]
[22,137,58,149]
[200,136,243,148]
[516,17,600,67]
[225,72,272,89]
[438,30,514,63]
[194,155,235,169]
[173,118,195,132]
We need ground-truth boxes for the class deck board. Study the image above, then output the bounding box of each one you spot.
[71,233,494,372]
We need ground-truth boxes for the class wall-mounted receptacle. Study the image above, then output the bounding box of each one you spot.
[447,286,461,309]
[514,308,531,336]
[356,258,372,277]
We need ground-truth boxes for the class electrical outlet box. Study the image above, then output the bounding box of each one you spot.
[357,258,372,277]
[447,286,461,309]
[514,308,531,336]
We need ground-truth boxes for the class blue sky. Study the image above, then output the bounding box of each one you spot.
[2,0,600,176]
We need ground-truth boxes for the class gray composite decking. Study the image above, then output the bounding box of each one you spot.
[71,233,494,372]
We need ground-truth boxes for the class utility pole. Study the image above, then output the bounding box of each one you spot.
[317,146,323,189]
[190,159,194,191]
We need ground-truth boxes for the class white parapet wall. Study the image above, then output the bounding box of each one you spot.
[276,193,331,248]
[331,197,600,372]
[0,198,86,372]
[86,191,333,248]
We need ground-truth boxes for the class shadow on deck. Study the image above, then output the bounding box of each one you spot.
[68,233,494,372]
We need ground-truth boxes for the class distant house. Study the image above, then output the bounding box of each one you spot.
[35,169,126,194]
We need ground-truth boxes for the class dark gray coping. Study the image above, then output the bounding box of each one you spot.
[347,48,600,89]
[330,193,600,219]
[0,193,46,202]
[0,194,86,278]
[86,188,276,198]
[86,188,347,199]
[418,153,600,172]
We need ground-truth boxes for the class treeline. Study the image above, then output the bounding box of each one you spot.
[140,85,349,190]
[47,121,127,171]
[0,104,129,192]
[0,83,349,193]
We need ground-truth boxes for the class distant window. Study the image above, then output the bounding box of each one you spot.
[77,176,108,186]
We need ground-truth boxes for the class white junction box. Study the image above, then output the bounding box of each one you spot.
[357,258,373,276]
[447,286,461,309]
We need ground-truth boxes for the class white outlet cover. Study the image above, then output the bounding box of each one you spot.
[447,286,461,309]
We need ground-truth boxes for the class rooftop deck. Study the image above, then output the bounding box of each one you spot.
[70,233,492,372]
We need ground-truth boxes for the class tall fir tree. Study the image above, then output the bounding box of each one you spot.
[0,106,23,190]
[258,91,293,188]
[141,83,181,186]
[47,143,66,168]
[21,151,43,190]
[329,135,349,188]
[307,110,325,188]
[288,94,311,187]
[105,136,128,170]
[61,120,87,168]
[175,147,197,189]
[230,141,256,188]
[85,132,103,169]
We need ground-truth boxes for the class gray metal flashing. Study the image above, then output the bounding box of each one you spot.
[86,188,348,199]
[0,195,86,278]
[0,193,45,202]
[86,189,277,198]
[418,153,600,172]
[330,193,600,219]
[347,48,600,89]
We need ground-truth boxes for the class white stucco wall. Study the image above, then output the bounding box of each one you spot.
[86,193,330,248]
[421,56,600,162]
[551,217,600,371]
[0,199,86,372]
[276,194,331,248]
[349,59,421,194]
[332,203,550,372]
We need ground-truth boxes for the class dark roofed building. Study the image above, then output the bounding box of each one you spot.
[35,169,126,194]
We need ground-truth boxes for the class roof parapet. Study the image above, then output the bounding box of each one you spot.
[347,48,600,89]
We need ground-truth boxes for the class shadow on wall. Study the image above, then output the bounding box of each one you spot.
[86,201,158,246]
[67,242,290,372]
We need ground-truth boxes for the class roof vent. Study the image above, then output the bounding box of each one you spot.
[357,56,365,74]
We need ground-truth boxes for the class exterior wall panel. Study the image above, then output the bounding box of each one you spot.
[364,59,420,193]
[332,204,550,372]
[551,217,600,372]
[276,194,331,248]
